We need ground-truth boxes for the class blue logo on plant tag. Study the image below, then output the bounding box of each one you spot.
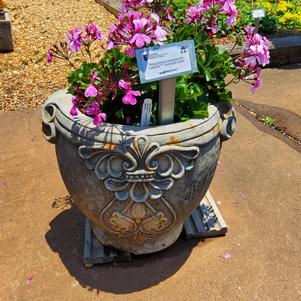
[143,53,148,61]
[180,46,187,54]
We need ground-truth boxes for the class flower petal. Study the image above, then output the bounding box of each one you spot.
[70,105,78,117]
[84,85,98,97]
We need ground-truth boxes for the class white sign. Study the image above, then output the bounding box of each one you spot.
[252,9,266,19]
[136,40,198,84]
[140,98,152,127]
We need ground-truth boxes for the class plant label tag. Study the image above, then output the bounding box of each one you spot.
[252,9,265,19]
[136,40,198,84]
[140,98,152,127]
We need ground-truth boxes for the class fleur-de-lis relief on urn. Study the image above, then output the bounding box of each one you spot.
[78,135,200,203]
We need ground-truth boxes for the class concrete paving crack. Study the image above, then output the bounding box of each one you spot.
[234,99,301,153]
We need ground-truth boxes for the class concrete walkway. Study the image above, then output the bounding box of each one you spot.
[0,68,300,300]
[231,64,301,116]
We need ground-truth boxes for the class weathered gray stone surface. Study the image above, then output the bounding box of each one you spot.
[0,9,13,52]
[42,90,235,254]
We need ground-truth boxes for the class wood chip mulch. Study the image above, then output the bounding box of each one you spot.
[0,0,116,111]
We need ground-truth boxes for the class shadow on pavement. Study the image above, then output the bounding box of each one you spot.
[45,202,199,294]
[276,63,301,70]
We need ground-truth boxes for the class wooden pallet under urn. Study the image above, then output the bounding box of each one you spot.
[83,191,227,267]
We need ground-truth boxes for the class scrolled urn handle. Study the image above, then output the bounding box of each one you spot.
[41,104,57,144]
[217,102,236,141]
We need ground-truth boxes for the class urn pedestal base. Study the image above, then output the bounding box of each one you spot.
[83,191,227,267]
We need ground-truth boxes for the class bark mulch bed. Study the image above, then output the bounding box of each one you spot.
[0,0,115,111]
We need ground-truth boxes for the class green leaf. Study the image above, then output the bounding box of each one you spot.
[204,70,212,81]
[193,108,209,119]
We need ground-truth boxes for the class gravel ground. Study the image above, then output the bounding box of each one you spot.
[0,0,115,111]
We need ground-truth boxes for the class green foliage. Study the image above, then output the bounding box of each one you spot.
[259,115,276,126]
[101,48,134,76]
[67,62,100,95]
[67,49,161,125]
[172,25,237,120]
[260,14,279,33]
[232,1,254,34]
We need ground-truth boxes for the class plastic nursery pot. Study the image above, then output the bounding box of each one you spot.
[42,90,236,255]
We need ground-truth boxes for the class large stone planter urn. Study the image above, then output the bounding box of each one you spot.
[42,90,236,255]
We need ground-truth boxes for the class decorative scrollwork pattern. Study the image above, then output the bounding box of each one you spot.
[79,135,200,203]
[100,198,177,243]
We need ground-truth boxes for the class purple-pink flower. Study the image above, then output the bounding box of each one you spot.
[186,0,238,34]
[186,5,205,24]
[130,33,151,48]
[250,68,263,93]
[84,23,103,41]
[151,13,168,44]
[66,24,104,53]
[234,28,270,93]
[121,0,153,11]
[70,96,78,116]
[47,50,53,63]
[86,101,107,126]
[67,28,83,53]
[244,44,264,67]
[251,77,262,94]
[130,18,152,48]
[119,79,141,105]
[122,90,141,105]
[223,0,237,26]
[91,71,99,81]
[163,7,174,21]
[107,11,168,57]
[243,27,270,67]
[84,84,98,98]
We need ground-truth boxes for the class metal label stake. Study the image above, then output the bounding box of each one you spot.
[158,77,177,125]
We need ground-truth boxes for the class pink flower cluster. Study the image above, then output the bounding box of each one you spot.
[70,95,107,126]
[243,27,270,68]
[67,23,104,53]
[69,70,108,126]
[121,0,174,21]
[121,0,153,11]
[107,11,168,57]
[47,23,104,63]
[236,27,270,93]
[86,101,107,125]
[186,0,237,34]
[118,80,141,105]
